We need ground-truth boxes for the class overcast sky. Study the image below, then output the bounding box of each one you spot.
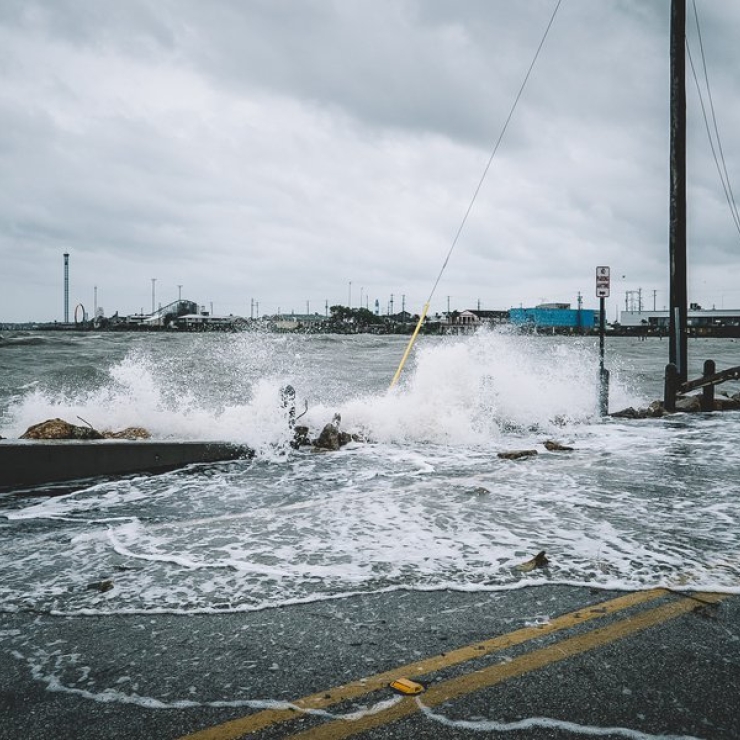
[1,0,739,323]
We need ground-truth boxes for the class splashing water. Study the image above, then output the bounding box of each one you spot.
[1,329,642,447]
[1,330,739,621]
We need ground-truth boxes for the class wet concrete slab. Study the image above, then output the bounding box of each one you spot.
[0,440,253,490]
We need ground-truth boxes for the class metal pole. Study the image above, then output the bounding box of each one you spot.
[63,253,69,323]
[599,296,609,415]
[151,278,157,315]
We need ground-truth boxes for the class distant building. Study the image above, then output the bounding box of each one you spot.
[176,313,241,331]
[444,309,509,334]
[140,299,200,327]
[509,303,598,332]
[271,313,324,332]
[620,306,740,335]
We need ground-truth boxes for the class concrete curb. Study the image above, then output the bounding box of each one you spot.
[0,440,253,490]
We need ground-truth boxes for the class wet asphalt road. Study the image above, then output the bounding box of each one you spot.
[1,586,738,740]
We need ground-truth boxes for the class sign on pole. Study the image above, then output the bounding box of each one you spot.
[596,265,610,298]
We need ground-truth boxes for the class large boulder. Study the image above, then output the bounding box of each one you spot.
[311,413,355,452]
[612,401,665,419]
[20,418,104,440]
[647,400,666,417]
[313,422,341,451]
[713,394,740,411]
[674,394,701,412]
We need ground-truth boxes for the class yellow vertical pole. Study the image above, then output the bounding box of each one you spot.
[389,303,430,389]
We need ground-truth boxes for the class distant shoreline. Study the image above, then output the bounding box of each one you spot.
[3,322,740,338]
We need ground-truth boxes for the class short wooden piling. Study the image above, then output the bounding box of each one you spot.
[701,359,716,412]
[664,363,679,412]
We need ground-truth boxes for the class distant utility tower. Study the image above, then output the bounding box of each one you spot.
[63,253,69,323]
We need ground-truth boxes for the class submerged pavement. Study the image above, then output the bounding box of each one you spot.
[1,586,738,739]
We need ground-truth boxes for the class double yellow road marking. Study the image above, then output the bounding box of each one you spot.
[179,589,724,740]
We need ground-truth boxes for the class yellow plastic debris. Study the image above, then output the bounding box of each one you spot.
[389,677,425,695]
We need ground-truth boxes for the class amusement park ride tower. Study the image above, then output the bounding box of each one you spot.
[63,252,69,323]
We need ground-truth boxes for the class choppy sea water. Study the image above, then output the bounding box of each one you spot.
[2,328,739,620]
[2,328,740,737]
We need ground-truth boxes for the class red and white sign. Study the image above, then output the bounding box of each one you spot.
[596,266,610,298]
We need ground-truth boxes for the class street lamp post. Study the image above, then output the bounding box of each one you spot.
[151,278,157,315]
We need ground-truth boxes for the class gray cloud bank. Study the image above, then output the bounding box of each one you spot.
[1,1,739,322]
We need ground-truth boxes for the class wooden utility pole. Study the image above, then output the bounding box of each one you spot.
[669,0,687,382]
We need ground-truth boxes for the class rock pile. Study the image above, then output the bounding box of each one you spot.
[21,418,104,440]
[611,391,740,419]
[19,418,151,440]
[292,413,361,452]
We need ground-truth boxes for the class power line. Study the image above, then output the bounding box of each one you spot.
[425,0,563,305]
[390,1,563,389]
[686,1,740,238]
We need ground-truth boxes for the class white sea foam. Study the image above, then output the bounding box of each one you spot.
[1,329,645,448]
[417,700,704,739]
[1,332,739,616]
[10,645,402,717]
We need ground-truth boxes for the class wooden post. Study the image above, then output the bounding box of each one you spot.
[669,0,688,382]
[701,359,716,412]
[664,363,679,412]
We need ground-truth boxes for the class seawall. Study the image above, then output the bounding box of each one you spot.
[0,439,252,490]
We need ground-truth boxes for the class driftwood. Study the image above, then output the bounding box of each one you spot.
[515,551,550,572]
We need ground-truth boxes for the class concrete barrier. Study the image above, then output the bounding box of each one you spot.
[0,439,253,490]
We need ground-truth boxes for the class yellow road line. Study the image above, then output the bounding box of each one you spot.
[285,592,726,740]
[177,588,668,740]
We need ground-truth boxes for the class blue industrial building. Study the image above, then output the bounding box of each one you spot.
[509,303,599,332]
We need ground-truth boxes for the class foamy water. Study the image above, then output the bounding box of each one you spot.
[2,329,739,732]
[2,329,739,619]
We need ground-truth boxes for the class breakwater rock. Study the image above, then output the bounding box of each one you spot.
[19,418,152,440]
[21,418,105,440]
[612,391,740,419]
[291,414,364,453]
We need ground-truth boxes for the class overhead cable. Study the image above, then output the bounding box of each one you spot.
[687,0,740,239]
[390,0,562,388]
